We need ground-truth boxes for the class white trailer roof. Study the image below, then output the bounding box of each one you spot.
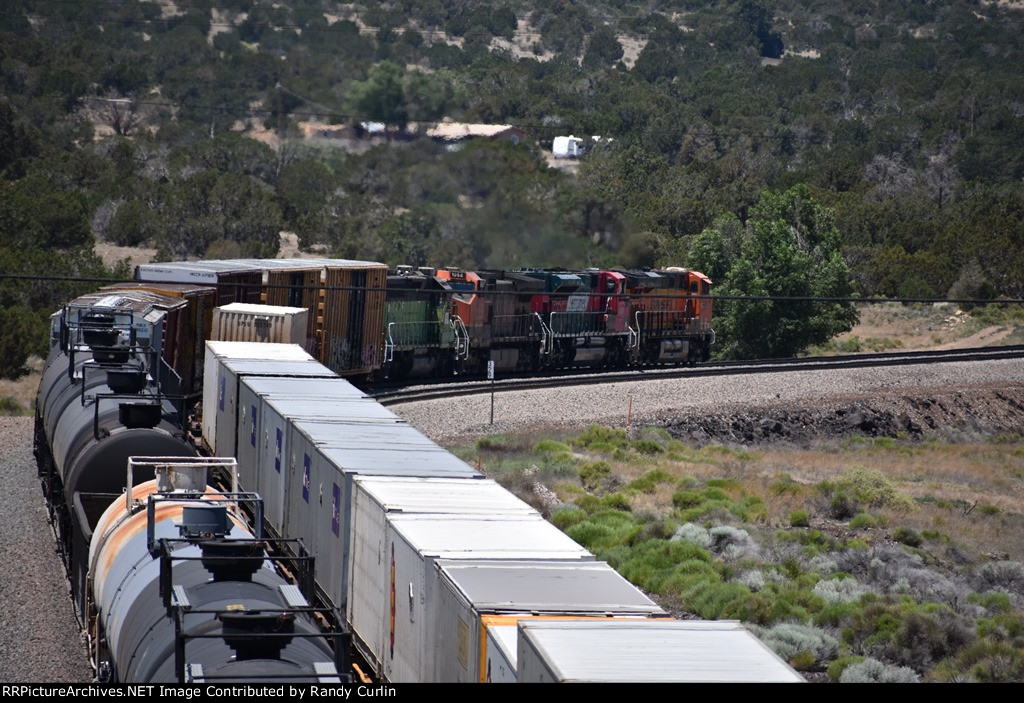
[319,445,477,475]
[390,515,593,560]
[266,397,402,423]
[518,620,804,683]
[242,376,365,399]
[206,340,313,361]
[216,302,307,315]
[221,359,335,378]
[437,560,662,613]
[354,477,537,516]
[295,420,441,449]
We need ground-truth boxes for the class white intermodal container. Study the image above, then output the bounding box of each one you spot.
[220,358,336,473]
[285,424,481,614]
[235,375,372,530]
[432,559,665,683]
[200,341,317,456]
[516,620,805,683]
[346,478,542,680]
[361,514,594,683]
[211,303,310,350]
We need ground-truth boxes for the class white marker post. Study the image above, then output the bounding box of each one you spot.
[487,360,495,425]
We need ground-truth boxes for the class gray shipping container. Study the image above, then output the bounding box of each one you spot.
[235,377,374,530]
[284,421,480,617]
[365,515,594,683]
[516,620,805,683]
[201,341,319,455]
[432,560,665,683]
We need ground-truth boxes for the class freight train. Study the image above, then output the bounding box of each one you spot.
[32,260,800,683]
[132,258,715,385]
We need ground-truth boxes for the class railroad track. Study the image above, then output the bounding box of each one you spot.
[373,345,1024,406]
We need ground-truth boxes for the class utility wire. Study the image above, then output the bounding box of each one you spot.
[1,273,1022,306]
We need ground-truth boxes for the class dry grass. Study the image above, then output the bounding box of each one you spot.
[820,302,1020,354]
[0,357,43,414]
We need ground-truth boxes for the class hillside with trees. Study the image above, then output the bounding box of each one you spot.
[1,0,1023,374]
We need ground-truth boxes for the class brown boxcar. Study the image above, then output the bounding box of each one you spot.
[100,282,216,397]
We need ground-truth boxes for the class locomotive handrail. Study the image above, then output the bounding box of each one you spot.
[384,322,396,363]
[533,313,551,355]
[385,320,449,350]
[450,316,470,360]
[634,309,696,339]
[549,311,625,338]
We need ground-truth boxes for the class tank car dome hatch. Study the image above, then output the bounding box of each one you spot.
[180,504,230,538]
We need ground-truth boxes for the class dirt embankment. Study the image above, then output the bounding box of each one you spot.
[665,387,1024,448]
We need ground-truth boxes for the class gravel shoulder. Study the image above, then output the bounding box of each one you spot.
[0,417,91,683]
[394,358,1024,444]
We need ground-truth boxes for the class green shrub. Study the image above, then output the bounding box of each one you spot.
[533,439,571,454]
[477,434,512,451]
[827,655,866,682]
[0,397,26,416]
[968,591,1012,613]
[565,510,642,553]
[829,491,860,519]
[631,438,665,455]
[849,513,877,529]
[672,490,703,509]
[549,507,588,530]
[574,494,603,513]
[892,527,923,547]
[686,581,755,620]
[706,478,740,490]
[602,493,631,512]
[579,461,612,490]
[571,425,628,453]
[929,639,1024,682]
[771,475,804,496]
[626,469,673,494]
[840,467,917,512]
[789,509,810,527]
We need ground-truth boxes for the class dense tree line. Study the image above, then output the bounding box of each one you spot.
[1,0,1023,374]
